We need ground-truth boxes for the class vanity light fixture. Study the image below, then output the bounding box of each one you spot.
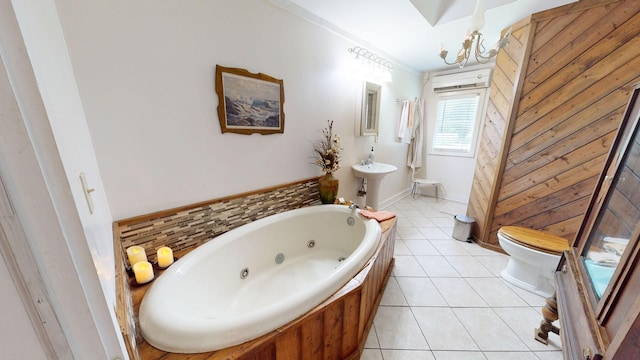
[439,0,511,68]
[348,46,393,82]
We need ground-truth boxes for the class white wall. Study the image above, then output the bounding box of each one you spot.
[54,0,422,220]
[420,66,492,203]
[7,0,129,357]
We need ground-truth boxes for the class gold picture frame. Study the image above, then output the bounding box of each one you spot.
[215,65,285,135]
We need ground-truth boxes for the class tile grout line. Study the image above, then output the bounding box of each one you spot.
[362,197,563,360]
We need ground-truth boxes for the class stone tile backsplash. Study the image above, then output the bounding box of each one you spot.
[115,177,321,266]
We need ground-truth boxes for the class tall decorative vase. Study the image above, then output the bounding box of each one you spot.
[318,173,339,204]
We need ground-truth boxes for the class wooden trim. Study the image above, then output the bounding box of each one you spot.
[113,219,139,360]
[556,251,607,358]
[604,265,640,359]
[474,239,507,255]
[480,17,536,243]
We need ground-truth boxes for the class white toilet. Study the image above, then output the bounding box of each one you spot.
[497,226,571,298]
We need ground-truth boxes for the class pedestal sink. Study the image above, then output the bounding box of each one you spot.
[351,162,398,210]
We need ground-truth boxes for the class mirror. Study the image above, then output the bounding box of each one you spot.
[359,81,381,136]
[581,93,640,300]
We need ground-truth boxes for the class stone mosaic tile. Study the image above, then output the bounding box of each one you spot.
[115,178,320,266]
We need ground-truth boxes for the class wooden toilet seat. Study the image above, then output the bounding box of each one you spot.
[498,226,570,255]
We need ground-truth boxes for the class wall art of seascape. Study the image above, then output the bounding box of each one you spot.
[216,65,285,135]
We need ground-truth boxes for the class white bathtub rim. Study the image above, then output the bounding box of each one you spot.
[139,205,382,353]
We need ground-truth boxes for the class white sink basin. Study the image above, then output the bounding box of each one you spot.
[351,162,398,210]
[351,162,398,180]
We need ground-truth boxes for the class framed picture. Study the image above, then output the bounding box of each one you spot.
[215,65,285,135]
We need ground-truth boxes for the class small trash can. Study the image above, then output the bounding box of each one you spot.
[452,215,475,242]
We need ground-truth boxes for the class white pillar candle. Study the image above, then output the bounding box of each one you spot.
[133,261,154,284]
[126,246,147,266]
[157,246,174,268]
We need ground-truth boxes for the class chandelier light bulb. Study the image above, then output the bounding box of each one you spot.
[470,0,486,32]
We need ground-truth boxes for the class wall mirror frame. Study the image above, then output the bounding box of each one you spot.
[358,81,381,136]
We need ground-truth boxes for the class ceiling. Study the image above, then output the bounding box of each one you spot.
[274,0,577,72]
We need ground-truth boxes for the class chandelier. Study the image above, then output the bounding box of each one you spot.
[439,0,511,68]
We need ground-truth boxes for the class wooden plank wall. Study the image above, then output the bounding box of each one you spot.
[469,0,640,248]
[467,18,533,249]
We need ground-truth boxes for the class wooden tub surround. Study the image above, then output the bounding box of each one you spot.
[132,217,396,359]
[113,178,396,359]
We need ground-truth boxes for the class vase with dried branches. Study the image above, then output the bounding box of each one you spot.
[313,120,342,204]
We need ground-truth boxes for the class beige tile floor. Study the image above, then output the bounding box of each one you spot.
[362,196,563,360]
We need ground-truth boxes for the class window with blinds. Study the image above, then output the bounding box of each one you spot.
[431,89,484,156]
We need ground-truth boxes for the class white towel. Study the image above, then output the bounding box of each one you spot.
[397,101,411,143]
[407,98,425,169]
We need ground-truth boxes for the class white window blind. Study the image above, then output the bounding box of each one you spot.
[432,92,481,154]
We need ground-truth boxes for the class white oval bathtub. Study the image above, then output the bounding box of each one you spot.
[138,204,382,353]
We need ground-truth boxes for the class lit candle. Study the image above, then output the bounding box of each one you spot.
[126,246,147,266]
[157,246,174,268]
[133,261,154,284]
